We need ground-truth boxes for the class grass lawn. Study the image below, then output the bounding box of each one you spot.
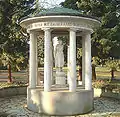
[0,66,120,89]
[96,66,120,79]
[0,66,120,80]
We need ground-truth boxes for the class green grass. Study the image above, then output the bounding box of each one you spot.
[0,66,120,83]
[96,66,120,79]
[0,82,27,89]
[96,66,110,72]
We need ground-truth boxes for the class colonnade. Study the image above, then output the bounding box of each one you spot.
[29,28,92,92]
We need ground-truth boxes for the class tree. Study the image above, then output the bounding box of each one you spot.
[60,0,79,10]
[105,59,119,80]
[61,0,120,60]
[0,0,38,82]
[92,57,97,81]
[61,0,120,81]
[77,0,120,58]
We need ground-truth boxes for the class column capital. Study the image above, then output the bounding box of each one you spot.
[27,30,36,34]
[69,28,78,32]
[82,30,93,36]
[28,30,40,38]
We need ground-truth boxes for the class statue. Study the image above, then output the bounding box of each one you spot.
[54,40,64,71]
[54,40,66,85]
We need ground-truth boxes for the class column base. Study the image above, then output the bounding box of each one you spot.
[27,87,93,115]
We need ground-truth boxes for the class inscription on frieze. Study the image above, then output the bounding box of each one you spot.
[27,21,93,30]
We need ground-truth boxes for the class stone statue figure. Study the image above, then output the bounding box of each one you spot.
[54,40,64,70]
[54,40,66,85]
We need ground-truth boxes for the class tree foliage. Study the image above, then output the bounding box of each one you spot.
[0,0,38,71]
[61,0,120,64]
[0,0,39,81]
[60,0,79,10]
[37,36,44,67]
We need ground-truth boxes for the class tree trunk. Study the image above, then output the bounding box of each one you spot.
[78,65,82,81]
[8,63,12,82]
[111,69,114,80]
[92,64,96,81]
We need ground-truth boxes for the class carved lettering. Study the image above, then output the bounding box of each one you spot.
[27,21,93,30]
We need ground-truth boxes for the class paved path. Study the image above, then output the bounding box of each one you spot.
[0,95,120,117]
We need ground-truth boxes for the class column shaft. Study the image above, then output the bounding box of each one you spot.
[67,46,70,84]
[44,28,51,91]
[50,40,53,84]
[82,38,85,87]
[69,29,76,92]
[29,31,37,88]
[84,32,92,90]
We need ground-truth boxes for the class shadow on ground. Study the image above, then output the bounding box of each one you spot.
[0,112,10,117]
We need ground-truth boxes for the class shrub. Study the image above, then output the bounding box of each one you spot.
[92,79,109,88]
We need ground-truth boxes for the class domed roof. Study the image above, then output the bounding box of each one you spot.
[35,7,82,16]
[20,7,100,28]
[20,7,100,22]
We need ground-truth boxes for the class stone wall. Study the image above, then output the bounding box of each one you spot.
[0,86,27,98]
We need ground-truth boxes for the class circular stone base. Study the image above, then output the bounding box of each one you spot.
[27,87,93,116]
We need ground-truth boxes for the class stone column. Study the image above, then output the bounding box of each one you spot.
[69,28,77,92]
[29,31,38,88]
[50,38,53,85]
[44,28,52,91]
[67,46,70,85]
[84,31,92,90]
[82,37,85,87]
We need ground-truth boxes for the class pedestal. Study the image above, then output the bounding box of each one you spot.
[78,81,82,85]
[55,71,66,85]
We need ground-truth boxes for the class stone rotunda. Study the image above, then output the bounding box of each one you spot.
[20,7,100,115]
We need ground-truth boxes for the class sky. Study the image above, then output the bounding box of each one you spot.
[39,0,65,8]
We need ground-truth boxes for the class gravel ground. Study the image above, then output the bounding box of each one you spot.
[0,95,120,117]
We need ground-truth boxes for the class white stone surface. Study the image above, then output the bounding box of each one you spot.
[69,29,77,92]
[54,40,64,68]
[20,16,100,32]
[44,28,52,91]
[27,88,93,115]
[55,71,66,85]
[29,31,37,88]
[84,32,92,90]
[0,95,120,117]
[67,46,70,85]
[54,40,65,85]
[78,81,82,85]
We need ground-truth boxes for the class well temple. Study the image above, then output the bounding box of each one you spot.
[20,7,100,115]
